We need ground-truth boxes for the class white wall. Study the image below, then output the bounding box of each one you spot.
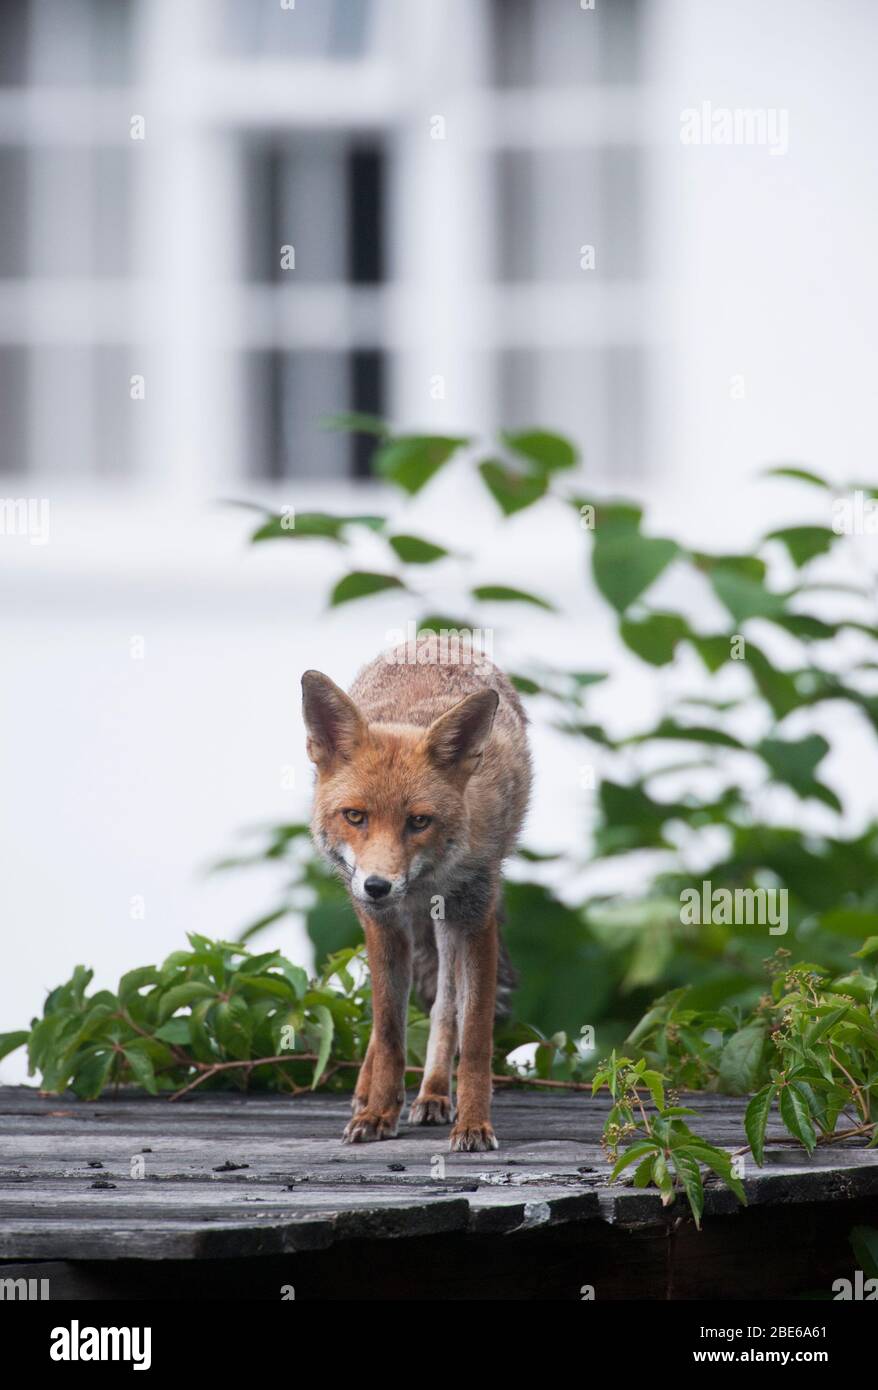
[4,0,878,1081]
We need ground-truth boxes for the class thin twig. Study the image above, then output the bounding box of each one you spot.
[728,1119,875,1160]
[828,1047,868,1123]
[166,1052,596,1102]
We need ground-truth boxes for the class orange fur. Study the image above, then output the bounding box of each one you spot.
[302,636,531,1151]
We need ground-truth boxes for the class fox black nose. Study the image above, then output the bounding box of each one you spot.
[364,875,392,900]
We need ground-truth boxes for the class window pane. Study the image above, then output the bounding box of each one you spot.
[0,0,29,86]
[94,344,139,478]
[24,345,137,479]
[28,0,135,86]
[0,149,28,275]
[244,349,385,480]
[0,347,29,474]
[497,345,647,484]
[496,147,643,282]
[221,0,373,60]
[491,0,643,87]
[243,135,384,285]
[27,147,131,278]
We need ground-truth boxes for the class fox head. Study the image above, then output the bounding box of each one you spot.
[302,670,498,911]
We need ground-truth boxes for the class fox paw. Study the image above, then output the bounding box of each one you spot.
[350,1094,369,1116]
[450,1123,498,1153]
[342,1112,398,1144]
[408,1095,453,1126]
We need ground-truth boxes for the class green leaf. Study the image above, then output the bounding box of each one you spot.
[251,512,385,544]
[595,781,681,856]
[745,643,801,720]
[652,1153,675,1205]
[66,1003,116,1050]
[118,967,162,1005]
[373,435,468,493]
[235,976,296,1002]
[622,916,675,991]
[586,500,644,535]
[156,982,217,1024]
[306,898,360,969]
[629,718,744,749]
[757,734,840,811]
[779,1082,818,1154]
[592,532,679,613]
[827,973,877,1008]
[28,1014,69,1075]
[71,1049,116,1101]
[689,634,735,674]
[765,526,836,567]
[817,907,878,942]
[744,1084,776,1166]
[804,1006,849,1045]
[683,1140,747,1206]
[669,1148,705,1227]
[570,670,610,687]
[235,907,292,945]
[501,429,578,472]
[387,534,450,565]
[478,460,548,515]
[534,1037,556,1080]
[329,572,406,607]
[0,1031,29,1063]
[708,566,787,624]
[415,613,477,636]
[770,612,837,642]
[509,674,542,695]
[311,1004,334,1089]
[189,998,217,1064]
[470,585,555,611]
[153,1018,191,1045]
[214,998,253,1059]
[320,411,390,436]
[122,1046,158,1095]
[718,1023,767,1095]
[640,1069,665,1109]
[633,1155,656,1188]
[762,465,830,489]
[235,950,284,975]
[610,1140,658,1181]
[853,936,878,960]
[620,612,690,666]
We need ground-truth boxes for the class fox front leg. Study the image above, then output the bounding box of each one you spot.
[409,920,457,1126]
[449,916,499,1152]
[350,1035,374,1116]
[343,916,411,1143]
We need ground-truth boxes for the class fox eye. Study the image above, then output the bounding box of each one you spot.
[342,809,366,826]
[407,814,432,832]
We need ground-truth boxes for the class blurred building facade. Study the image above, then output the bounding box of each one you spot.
[0,0,649,487]
[3,0,878,1080]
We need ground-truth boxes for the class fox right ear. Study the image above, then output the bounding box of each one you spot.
[425,688,499,774]
[301,671,365,769]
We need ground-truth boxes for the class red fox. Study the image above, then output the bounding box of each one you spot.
[302,635,531,1151]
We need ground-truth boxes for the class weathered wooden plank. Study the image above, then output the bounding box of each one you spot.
[2,1085,877,1263]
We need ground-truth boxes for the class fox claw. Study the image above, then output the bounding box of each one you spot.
[450,1123,498,1153]
[408,1095,453,1126]
[342,1112,398,1144]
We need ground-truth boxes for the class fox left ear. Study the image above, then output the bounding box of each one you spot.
[301,670,366,769]
[425,688,499,773]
